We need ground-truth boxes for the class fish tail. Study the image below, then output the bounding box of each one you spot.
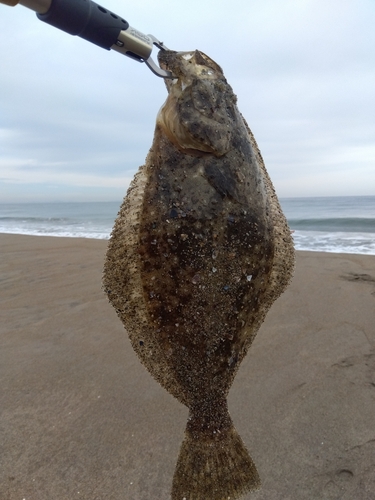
[171,407,260,500]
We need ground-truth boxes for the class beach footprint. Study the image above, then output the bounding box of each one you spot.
[322,469,355,499]
[341,272,375,296]
[333,349,375,388]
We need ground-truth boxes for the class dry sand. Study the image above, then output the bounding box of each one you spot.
[1,233,374,500]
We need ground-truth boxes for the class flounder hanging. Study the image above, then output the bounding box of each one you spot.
[103,49,294,500]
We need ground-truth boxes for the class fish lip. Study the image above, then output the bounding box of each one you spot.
[157,51,208,92]
[158,50,224,82]
[158,52,180,91]
[157,49,175,71]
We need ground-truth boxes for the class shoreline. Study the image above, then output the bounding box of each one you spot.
[1,231,375,257]
[1,233,374,499]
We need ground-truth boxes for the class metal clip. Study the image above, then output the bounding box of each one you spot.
[112,28,174,79]
[144,35,174,79]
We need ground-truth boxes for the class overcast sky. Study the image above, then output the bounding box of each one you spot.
[1,0,374,202]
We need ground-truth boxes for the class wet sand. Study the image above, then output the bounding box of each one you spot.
[1,233,374,500]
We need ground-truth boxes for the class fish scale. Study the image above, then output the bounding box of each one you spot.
[103,49,294,500]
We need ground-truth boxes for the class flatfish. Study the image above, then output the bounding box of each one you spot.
[103,50,294,500]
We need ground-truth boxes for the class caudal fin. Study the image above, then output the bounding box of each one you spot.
[172,415,260,500]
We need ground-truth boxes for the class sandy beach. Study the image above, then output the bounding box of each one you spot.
[1,233,374,500]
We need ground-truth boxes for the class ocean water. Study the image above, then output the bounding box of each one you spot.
[280,196,375,255]
[0,196,374,255]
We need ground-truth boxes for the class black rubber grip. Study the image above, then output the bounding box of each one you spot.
[37,0,129,50]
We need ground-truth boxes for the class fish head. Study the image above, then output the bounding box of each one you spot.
[156,50,238,157]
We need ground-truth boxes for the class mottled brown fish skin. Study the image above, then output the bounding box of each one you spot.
[103,50,294,500]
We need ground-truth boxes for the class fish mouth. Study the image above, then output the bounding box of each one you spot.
[157,50,189,70]
[158,52,179,91]
[158,50,223,92]
[158,51,195,92]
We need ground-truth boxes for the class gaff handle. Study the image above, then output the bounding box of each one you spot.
[0,0,174,78]
[37,0,129,50]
